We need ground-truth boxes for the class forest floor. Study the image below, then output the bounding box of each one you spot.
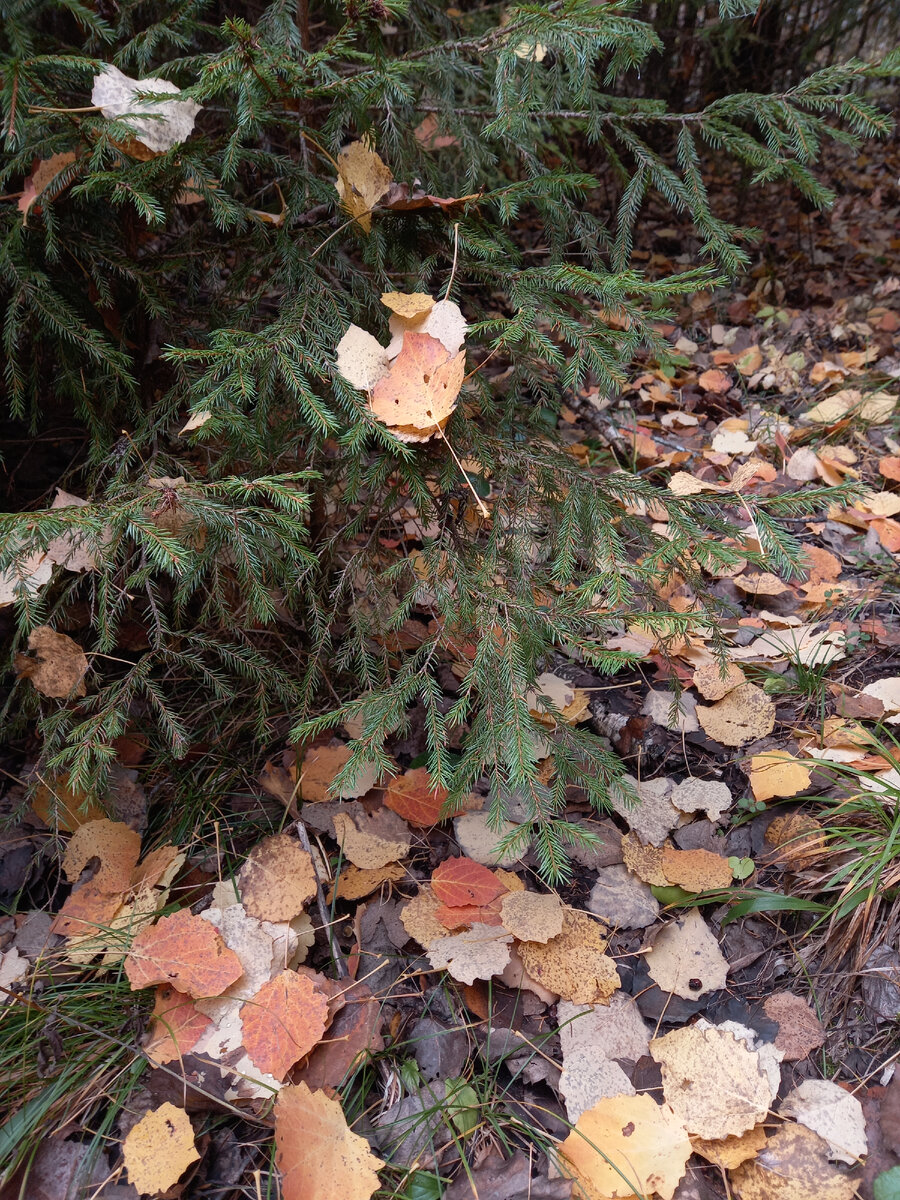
[2,127,900,1200]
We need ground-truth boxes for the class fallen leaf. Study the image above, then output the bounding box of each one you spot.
[518,908,620,1004]
[277,1083,383,1200]
[750,752,812,801]
[498,890,564,941]
[335,324,391,392]
[660,846,733,892]
[621,833,669,886]
[641,689,700,733]
[691,1125,768,1170]
[122,1103,199,1195]
[18,151,77,219]
[386,297,468,359]
[332,807,411,869]
[586,864,659,928]
[294,981,384,1090]
[880,456,900,482]
[765,813,826,865]
[802,388,896,425]
[44,488,109,573]
[62,818,141,892]
[432,856,507,908]
[671,777,733,821]
[609,774,682,847]
[124,909,243,997]
[426,922,513,984]
[400,886,449,948]
[780,1080,867,1165]
[242,970,330,1080]
[0,547,52,608]
[92,64,200,154]
[334,140,393,233]
[453,810,522,866]
[330,863,406,901]
[239,833,317,922]
[860,677,900,721]
[369,332,465,441]
[557,995,650,1121]
[734,572,789,596]
[730,1122,858,1200]
[693,661,746,701]
[696,683,775,746]
[144,984,212,1065]
[383,767,454,826]
[559,1092,691,1200]
[646,908,728,999]
[14,626,88,698]
[651,1024,771,1138]
[700,368,733,393]
[194,903,280,1023]
[762,992,826,1061]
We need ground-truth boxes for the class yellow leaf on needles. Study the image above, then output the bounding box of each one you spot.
[123,1103,199,1195]
[334,141,393,234]
[369,332,465,442]
[14,626,88,699]
[380,291,435,320]
[750,751,812,802]
[559,1092,691,1200]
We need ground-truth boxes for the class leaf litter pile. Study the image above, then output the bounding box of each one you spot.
[5,134,900,1200]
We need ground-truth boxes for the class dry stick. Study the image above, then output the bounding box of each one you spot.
[294,816,350,977]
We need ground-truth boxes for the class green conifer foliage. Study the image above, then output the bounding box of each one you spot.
[1,0,896,876]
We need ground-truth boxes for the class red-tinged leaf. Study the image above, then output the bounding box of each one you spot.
[383,768,453,826]
[124,909,242,998]
[242,971,330,1081]
[144,984,212,1065]
[435,902,504,929]
[275,1083,383,1200]
[431,857,506,908]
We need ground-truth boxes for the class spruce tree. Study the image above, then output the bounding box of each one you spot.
[1,0,897,876]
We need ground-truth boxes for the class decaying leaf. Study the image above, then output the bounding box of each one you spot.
[696,683,775,746]
[621,833,669,886]
[651,1024,771,1139]
[646,909,728,999]
[294,981,384,1090]
[780,1080,867,1165]
[693,660,746,700]
[559,1092,691,1200]
[400,886,449,948]
[498,890,564,942]
[750,751,812,801]
[660,846,734,892]
[334,140,394,234]
[671,777,734,821]
[426,922,513,984]
[18,151,78,219]
[92,64,201,154]
[62,818,141,891]
[241,970,331,1080]
[14,626,89,699]
[586,864,659,928]
[332,807,411,869]
[557,995,650,1121]
[144,984,212,1065]
[330,862,406,901]
[239,833,317,922]
[124,909,243,997]
[275,1082,384,1200]
[762,992,826,1061]
[730,1122,859,1200]
[122,1103,199,1195]
[609,775,682,847]
[518,908,620,1004]
[335,325,391,392]
[691,1125,768,1170]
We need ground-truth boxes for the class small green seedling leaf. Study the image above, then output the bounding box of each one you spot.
[728,856,755,881]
